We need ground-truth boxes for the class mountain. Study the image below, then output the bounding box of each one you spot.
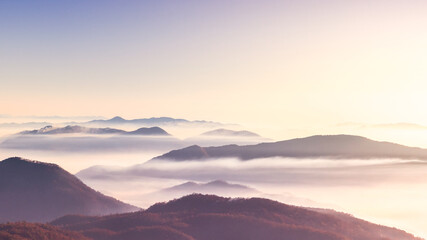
[0,222,89,240]
[0,117,234,137]
[0,157,139,223]
[200,128,260,137]
[20,125,170,136]
[87,116,229,128]
[152,134,427,161]
[51,194,420,240]
[161,180,256,194]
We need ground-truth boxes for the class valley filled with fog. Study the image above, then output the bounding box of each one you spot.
[1,118,427,238]
[77,157,427,238]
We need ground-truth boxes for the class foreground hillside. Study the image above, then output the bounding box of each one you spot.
[0,157,139,223]
[49,194,420,240]
[152,134,427,161]
[0,222,89,240]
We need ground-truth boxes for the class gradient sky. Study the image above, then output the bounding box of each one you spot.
[1,0,427,140]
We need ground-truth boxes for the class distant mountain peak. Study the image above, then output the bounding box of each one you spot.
[152,145,209,161]
[206,180,228,185]
[201,128,260,138]
[165,181,200,191]
[160,180,255,195]
[205,180,240,187]
[109,116,126,122]
[127,127,170,136]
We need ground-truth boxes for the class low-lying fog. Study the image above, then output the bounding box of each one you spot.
[0,128,268,172]
[2,124,427,238]
[0,134,181,172]
[76,157,427,238]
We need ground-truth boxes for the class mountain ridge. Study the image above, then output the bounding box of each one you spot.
[0,116,234,130]
[87,116,230,128]
[151,134,427,162]
[20,125,170,136]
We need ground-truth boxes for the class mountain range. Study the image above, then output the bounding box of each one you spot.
[1,126,266,154]
[45,194,420,240]
[0,116,232,131]
[0,157,139,223]
[152,134,427,161]
[86,116,233,128]
[20,125,170,136]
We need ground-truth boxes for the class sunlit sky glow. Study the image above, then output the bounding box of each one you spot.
[1,0,427,142]
[3,1,427,237]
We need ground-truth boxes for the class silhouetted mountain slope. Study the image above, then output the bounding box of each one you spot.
[20,125,170,136]
[200,128,260,137]
[52,194,420,240]
[0,157,139,223]
[152,134,427,161]
[0,222,89,240]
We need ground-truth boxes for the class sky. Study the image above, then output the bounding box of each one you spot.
[1,0,427,141]
[2,1,427,237]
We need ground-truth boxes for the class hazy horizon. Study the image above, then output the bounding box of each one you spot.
[3,114,427,149]
[1,0,426,239]
[2,0,427,141]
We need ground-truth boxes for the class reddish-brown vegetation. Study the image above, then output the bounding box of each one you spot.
[50,194,420,240]
[0,222,89,240]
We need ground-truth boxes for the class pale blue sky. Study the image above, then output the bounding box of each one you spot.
[1,0,427,139]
